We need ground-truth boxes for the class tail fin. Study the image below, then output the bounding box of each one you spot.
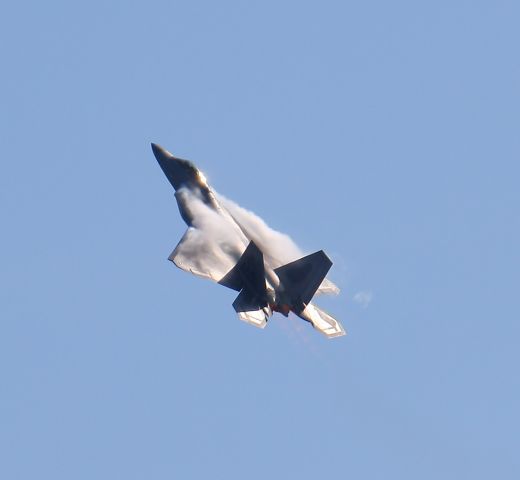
[274,250,332,312]
[218,241,266,297]
[297,303,346,338]
[218,241,270,328]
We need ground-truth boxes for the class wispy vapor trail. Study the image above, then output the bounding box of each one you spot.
[215,194,304,267]
[353,291,373,308]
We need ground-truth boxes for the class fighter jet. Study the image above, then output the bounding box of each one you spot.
[151,143,345,338]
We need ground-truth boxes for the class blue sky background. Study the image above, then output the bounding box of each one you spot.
[1,1,519,478]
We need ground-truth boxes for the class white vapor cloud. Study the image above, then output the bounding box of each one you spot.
[353,291,373,308]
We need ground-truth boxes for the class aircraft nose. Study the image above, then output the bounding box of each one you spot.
[151,142,171,161]
[151,142,198,191]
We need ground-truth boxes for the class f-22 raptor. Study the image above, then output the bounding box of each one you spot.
[152,143,345,338]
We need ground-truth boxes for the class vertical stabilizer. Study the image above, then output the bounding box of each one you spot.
[218,242,271,328]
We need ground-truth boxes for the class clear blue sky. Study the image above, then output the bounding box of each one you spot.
[1,1,519,478]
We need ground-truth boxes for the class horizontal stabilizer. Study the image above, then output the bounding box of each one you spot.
[236,307,271,329]
[297,304,345,338]
[274,251,332,312]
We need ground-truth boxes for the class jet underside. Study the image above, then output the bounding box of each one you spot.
[151,143,345,338]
